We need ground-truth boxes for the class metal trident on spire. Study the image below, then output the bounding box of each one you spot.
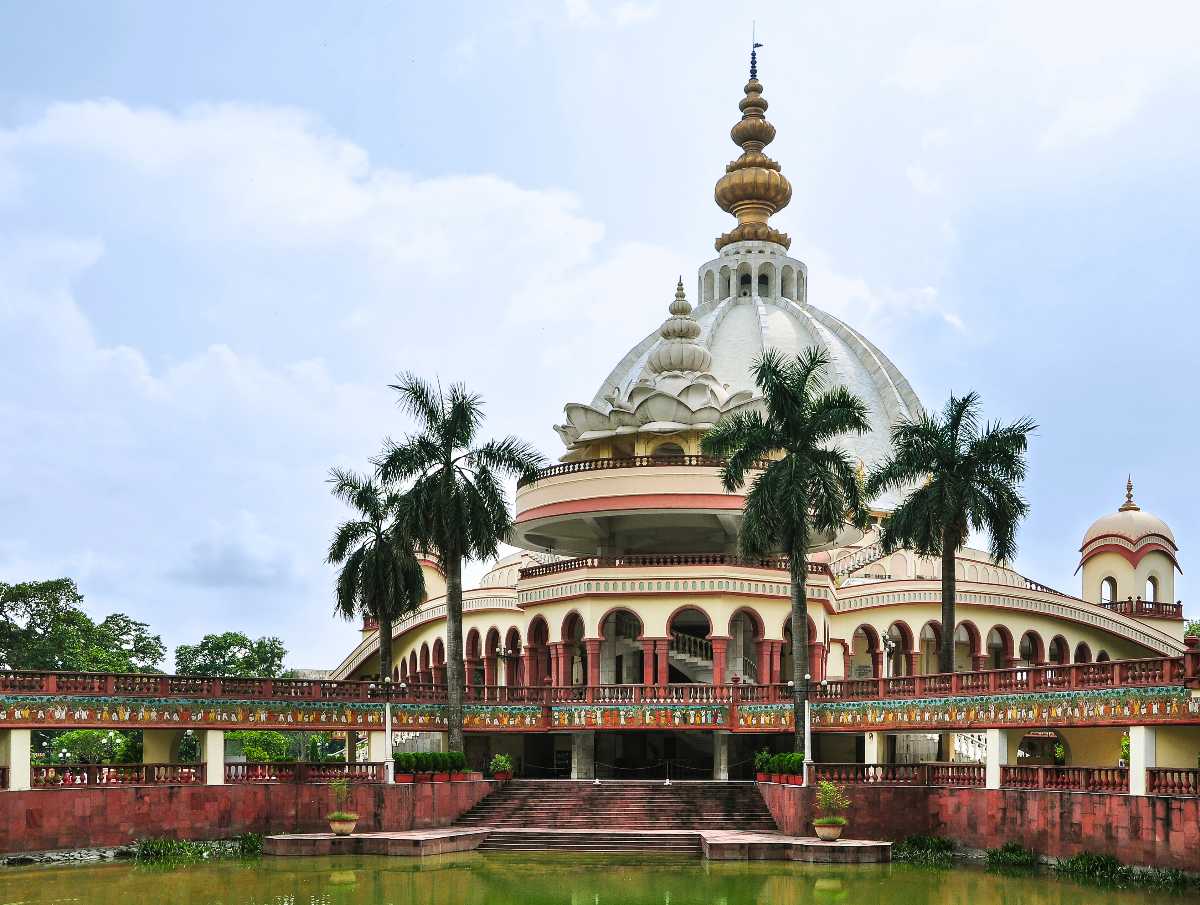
[751,22,763,79]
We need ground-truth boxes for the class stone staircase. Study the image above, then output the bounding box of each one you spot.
[456,780,778,842]
[476,829,703,855]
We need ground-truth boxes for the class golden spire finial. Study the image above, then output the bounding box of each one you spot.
[1120,475,1140,511]
[713,41,792,251]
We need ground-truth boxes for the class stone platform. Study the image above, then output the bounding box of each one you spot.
[264,826,890,862]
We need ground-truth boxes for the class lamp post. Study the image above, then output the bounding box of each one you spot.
[382,677,394,783]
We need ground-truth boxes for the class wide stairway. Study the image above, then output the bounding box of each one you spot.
[458,780,777,853]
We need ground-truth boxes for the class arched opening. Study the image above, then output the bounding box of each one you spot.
[484,627,501,687]
[1100,577,1117,604]
[561,613,585,685]
[392,665,400,681]
[1018,630,1044,666]
[985,626,1013,669]
[408,650,418,683]
[954,621,981,671]
[465,628,482,686]
[796,270,806,303]
[703,270,715,302]
[736,262,753,298]
[719,265,732,299]
[885,621,914,676]
[527,616,550,687]
[599,608,643,684]
[727,608,764,683]
[419,642,431,683]
[1016,730,1067,766]
[398,660,408,682]
[918,621,941,674]
[757,261,776,298]
[503,627,523,686]
[1048,636,1070,666]
[780,615,819,683]
[781,265,796,300]
[849,625,882,679]
[668,606,713,683]
[1096,650,1111,662]
[431,638,446,686]
[1073,642,1092,664]
[652,442,685,458]
[1146,576,1159,602]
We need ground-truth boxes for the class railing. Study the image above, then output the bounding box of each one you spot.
[671,631,714,663]
[1099,598,1184,619]
[519,552,814,580]
[926,762,985,787]
[517,454,771,488]
[807,763,926,785]
[830,542,886,578]
[1001,765,1129,792]
[223,762,384,784]
[811,655,1190,702]
[30,763,205,786]
[1146,768,1200,796]
[0,671,379,702]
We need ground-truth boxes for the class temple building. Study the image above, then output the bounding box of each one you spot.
[331,62,1187,780]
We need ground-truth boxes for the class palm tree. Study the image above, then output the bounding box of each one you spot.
[701,347,870,752]
[865,392,1035,675]
[376,375,545,753]
[326,468,426,681]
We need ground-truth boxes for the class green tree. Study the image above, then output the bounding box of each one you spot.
[865,391,1035,673]
[33,729,137,764]
[701,348,870,751]
[377,375,545,753]
[0,579,165,672]
[229,730,293,762]
[1185,620,1199,638]
[174,632,287,677]
[326,469,425,681]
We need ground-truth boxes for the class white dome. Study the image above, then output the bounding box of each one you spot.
[558,282,923,508]
[1083,508,1176,548]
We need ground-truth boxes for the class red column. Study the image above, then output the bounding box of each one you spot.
[755,639,771,683]
[642,639,656,685]
[432,664,446,687]
[584,639,602,686]
[809,642,827,681]
[656,639,670,686]
[521,647,535,688]
[548,643,562,686]
[871,651,884,678]
[710,637,729,685]
[483,655,496,687]
[903,651,918,676]
[771,640,784,685]
[464,658,478,688]
[972,654,989,671]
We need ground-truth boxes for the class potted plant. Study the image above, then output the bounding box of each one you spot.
[489,753,513,782]
[787,752,806,785]
[413,752,433,783]
[754,748,771,783]
[326,778,359,836]
[449,751,468,781]
[393,752,415,784]
[431,752,451,783]
[812,780,851,841]
[768,753,784,784]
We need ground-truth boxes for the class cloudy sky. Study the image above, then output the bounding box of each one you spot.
[1,1,1195,669]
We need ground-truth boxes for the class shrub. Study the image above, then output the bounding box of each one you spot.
[133,834,263,864]
[448,751,467,772]
[489,753,514,775]
[754,748,772,772]
[893,835,955,866]
[327,778,357,819]
[393,752,414,773]
[986,842,1039,869]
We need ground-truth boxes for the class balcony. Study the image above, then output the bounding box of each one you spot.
[1098,598,1184,620]
[513,455,860,556]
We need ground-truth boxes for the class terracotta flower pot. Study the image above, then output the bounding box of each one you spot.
[755,772,767,783]
[394,773,414,784]
[493,771,512,782]
[414,772,432,783]
[432,772,450,783]
[451,772,467,781]
[769,774,781,784]
[329,818,358,836]
[814,823,844,841]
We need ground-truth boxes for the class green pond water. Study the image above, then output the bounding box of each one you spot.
[0,853,1184,905]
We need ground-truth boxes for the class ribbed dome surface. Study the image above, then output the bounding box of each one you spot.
[1083,508,1176,547]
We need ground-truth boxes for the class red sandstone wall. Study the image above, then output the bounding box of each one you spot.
[0,780,496,855]
[757,782,1200,871]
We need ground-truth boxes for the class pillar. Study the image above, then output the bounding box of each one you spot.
[655,639,670,686]
[432,664,446,687]
[549,643,562,686]
[755,640,771,683]
[1128,725,1156,796]
[571,731,596,780]
[521,647,536,687]
[771,641,784,684]
[642,639,656,685]
[367,730,390,771]
[584,639,602,686]
[809,642,827,681]
[142,729,185,763]
[200,729,225,786]
[863,731,885,765]
[984,728,1011,790]
[483,655,496,688]
[713,731,730,780]
[710,637,729,685]
[972,653,989,671]
[0,729,32,791]
[465,657,480,688]
[870,651,885,678]
[903,652,918,676]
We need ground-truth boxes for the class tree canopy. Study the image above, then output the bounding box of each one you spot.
[0,579,165,673]
[174,631,287,677]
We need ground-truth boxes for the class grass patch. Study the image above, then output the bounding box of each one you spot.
[891,835,955,866]
[985,842,1039,870]
[133,833,263,864]
[1054,852,1193,890]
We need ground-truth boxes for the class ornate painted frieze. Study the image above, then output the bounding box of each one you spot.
[392,703,544,731]
[549,704,728,730]
[0,696,384,730]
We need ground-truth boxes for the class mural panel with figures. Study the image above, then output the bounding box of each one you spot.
[0,697,384,730]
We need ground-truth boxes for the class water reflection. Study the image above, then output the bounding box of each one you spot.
[0,853,1184,905]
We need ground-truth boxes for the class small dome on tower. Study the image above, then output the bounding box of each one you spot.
[1079,477,1179,571]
